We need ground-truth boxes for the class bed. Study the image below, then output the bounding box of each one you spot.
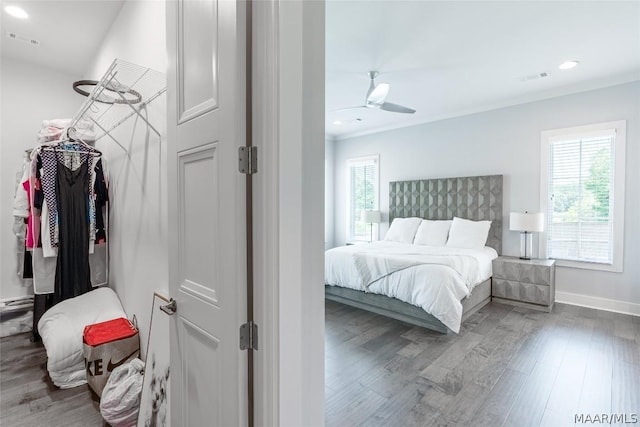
[325,174,503,333]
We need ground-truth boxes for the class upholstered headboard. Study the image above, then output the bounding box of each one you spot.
[389,175,503,254]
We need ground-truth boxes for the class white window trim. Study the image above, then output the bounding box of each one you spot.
[539,120,626,272]
[346,154,380,242]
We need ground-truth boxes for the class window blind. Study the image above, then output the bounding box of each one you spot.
[348,158,378,241]
[547,132,615,263]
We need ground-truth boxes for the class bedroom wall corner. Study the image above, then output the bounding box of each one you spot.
[82,0,167,354]
[0,58,81,302]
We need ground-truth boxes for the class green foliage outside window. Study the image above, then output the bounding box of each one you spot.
[552,145,611,222]
[584,148,611,220]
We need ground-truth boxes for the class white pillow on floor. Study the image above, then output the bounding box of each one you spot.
[38,287,127,389]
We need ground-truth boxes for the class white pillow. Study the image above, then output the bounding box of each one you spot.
[384,217,423,243]
[414,220,452,246]
[38,288,127,388]
[445,217,492,249]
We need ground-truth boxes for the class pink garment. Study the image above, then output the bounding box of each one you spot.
[23,179,40,249]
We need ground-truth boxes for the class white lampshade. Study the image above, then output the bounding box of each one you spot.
[510,212,544,232]
[361,210,381,224]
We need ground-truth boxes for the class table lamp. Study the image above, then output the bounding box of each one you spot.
[510,212,544,260]
[361,210,381,243]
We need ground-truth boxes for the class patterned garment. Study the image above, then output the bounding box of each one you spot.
[38,151,59,247]
[88,156,97,241]
[38,148,93,247]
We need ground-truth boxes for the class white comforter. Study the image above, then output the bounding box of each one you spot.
[38,287,127,388]
[325,241,497,333]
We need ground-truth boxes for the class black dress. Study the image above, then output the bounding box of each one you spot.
[54,160,91,304]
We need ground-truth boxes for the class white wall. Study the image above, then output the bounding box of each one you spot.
[332,81,640,314]
[83,0,167,353]
[277,1,325,425]
[0,58,81,301]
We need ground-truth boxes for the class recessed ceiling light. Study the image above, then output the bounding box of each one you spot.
[558,60,579,70]
[333,120,342,125]
[5,5,28,19]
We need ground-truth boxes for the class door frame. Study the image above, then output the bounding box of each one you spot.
[252,1,325,425]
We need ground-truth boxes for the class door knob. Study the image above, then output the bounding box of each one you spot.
[160,299,177,315]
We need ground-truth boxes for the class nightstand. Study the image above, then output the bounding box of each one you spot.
[491,256,556,312]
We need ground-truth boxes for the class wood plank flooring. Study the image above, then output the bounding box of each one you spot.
[0,333,104,426]
[2,302,638,426]
[325,300,640,427]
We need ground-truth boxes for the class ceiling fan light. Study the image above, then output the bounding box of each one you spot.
[367,82,389,105]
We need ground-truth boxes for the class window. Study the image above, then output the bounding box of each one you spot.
[540,121,626,271]
[346,155,379,242]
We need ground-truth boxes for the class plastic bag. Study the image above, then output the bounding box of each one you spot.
[100,357,145,427]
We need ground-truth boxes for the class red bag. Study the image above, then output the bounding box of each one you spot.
[83,317,140,397]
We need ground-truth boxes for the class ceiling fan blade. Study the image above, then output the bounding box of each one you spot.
[380,102,416,114]
[366,83,389,105]
[331,105,367,113]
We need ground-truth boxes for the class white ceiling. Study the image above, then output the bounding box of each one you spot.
[2,0,638,135]
[326,1,640,140]
[0,0,124,75]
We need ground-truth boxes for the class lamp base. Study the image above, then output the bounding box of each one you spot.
[519,232,533,260]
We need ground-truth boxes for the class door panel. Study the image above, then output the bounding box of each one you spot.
[178,144,219,304]
[178,0,218,122]
[167,0,246,425]
[178,318,221,426]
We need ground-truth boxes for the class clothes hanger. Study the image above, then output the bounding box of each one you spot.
[38,127,102,157]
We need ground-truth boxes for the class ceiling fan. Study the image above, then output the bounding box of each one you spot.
[337,71,416,114]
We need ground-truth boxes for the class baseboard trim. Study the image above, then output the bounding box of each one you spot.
[555,291,640,317]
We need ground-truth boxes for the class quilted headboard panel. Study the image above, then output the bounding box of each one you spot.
[389,175,503,254]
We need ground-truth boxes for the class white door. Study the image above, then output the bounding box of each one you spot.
[166,0,247,426]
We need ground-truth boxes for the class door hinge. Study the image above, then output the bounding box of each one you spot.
[238,146,258,174]
[240,320,259,350]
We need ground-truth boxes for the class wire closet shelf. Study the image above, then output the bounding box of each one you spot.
[69,59,166,152]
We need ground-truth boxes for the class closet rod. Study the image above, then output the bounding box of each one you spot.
[39,147,101,157]
[69,59,167,149]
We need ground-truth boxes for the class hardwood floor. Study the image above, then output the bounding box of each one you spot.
[0,333,104,427]
[2,302,638,426]
[325,300,640,427]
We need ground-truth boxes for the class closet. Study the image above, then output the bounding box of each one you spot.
[10,59,165,340]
